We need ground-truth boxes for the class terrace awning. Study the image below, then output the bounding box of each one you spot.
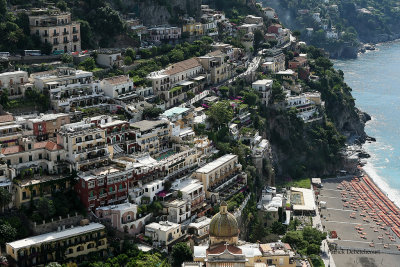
[192,76,205,81]
[179,81,194,86]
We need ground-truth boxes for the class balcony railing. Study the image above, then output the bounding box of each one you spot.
[63,31,69,35]
[63,39,69,43]
[73,38,79,42]
[53,33,59,36]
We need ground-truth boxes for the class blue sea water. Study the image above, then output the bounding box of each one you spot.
[333,40,400,207]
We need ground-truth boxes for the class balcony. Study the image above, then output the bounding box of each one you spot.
[73,29,79,34]
[73,38,80,42]
[63,39,69,43]
[88,196,97,201]
[53,33,60,36]
[43,33,49,37]
[63,31,69,35]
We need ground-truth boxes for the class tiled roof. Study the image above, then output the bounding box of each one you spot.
[2,145,24,155]
[164,58,201,76]
[33,141,62,151]
[0,115,14,123]
[103,75,130,85]
[207,244,243,255]
[207,50,224,57]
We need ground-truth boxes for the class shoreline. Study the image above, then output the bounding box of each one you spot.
[361,162,400,210]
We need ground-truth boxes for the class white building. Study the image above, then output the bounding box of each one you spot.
[0,71,31,98]
[312,13,321,23]
[252,79,273,106]
[263,7,277,19]
[145,221,184,246]
[326,30,338,39]
[165,199,191,223]
[100,75,134,99]
[31,67,104,112]
[96,51,123,68]
[188,216,211,239]
[143,179,164,202]
[171,176,205,214]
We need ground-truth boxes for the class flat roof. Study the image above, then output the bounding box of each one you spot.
[252,79,273,86]
[130,119,167,132]
[195,154,237,174]
[189,217,211,229]
[146,221,180,232]
[162,107,190,118]
[291,187,316,211]
[7,223,105,249]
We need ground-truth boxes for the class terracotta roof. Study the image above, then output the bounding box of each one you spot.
[2,145,24,155]
[0,115,14,123]
[103,75,130,85]
[164,58,201,76]
[284,243,292,250]
[207,50,224,57]
[259,243,272,253]
[33,141,62,151]
[207,244,242,255]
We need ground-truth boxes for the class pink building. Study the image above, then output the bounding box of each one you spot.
[95,202,151,235]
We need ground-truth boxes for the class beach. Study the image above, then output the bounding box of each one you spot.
[318,170,400,267]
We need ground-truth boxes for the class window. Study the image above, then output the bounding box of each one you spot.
[6,160,10,166]
[22,192,27,199]
[19,158,22,163]
[109,187,113,192]
[39,154,42,159]
[57,155,60,161]
[28,144,31,149]
[29,155,32,161]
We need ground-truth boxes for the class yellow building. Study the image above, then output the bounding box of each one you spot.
[130,120,171,156]
[13,174,71,208]
[192,154,246,202]
[28,8,81,53]
[183,22,204,36]
[6,223,107,266]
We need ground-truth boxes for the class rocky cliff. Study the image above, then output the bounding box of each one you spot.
[120,0,202,26]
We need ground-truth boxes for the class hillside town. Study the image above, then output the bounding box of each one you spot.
[0,1,367,267]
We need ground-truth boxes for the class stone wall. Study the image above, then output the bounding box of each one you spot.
[30,213,84,235]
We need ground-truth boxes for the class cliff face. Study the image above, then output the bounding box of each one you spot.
[120,0,202,25]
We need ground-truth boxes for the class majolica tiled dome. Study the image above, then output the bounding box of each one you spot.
[209,201,239,238]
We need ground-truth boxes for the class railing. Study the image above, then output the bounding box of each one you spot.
[63,39,69,43]
[75,144,107,154]
[63,31,69,35]
[73,38,79,42]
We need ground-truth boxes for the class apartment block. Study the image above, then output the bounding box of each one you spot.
[6,223,107,266]
[28,9,81,53]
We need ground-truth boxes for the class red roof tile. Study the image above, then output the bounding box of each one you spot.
[2,145,24,155]
[33,141,62,151]
[206,244,242,255]
[0,115,14,123]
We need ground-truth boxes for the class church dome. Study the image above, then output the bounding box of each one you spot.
[209,201,239,238]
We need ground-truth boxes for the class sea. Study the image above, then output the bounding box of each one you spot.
[333,40,400,207]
